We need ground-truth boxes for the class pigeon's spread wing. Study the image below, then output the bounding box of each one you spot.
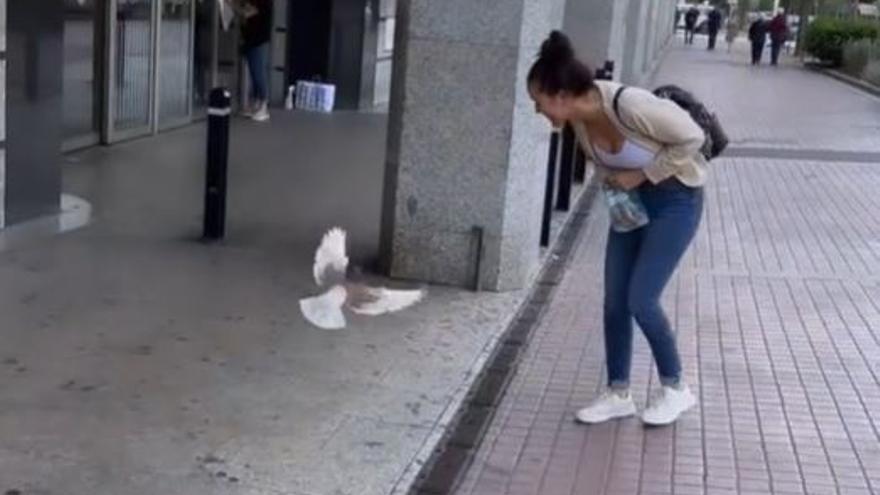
[346,285,425,316]
[313,227,349,286]
[299,286,348,329]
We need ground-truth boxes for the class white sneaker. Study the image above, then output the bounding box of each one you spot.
[575,389,637,424]
[641,385,697,426]
[251,103,270,122]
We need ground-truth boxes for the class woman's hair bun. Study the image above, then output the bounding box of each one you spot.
[539,30,575,64]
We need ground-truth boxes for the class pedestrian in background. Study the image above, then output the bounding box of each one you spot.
[768,9,789,66]
[228,0,272,122]
[707,7,723,51]
[725,12,739,52]
[749,16,768,65]
[684,6,699,45]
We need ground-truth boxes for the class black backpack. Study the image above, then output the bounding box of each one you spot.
[613,85,728,160]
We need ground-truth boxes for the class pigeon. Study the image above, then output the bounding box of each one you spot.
[299,227,426,330]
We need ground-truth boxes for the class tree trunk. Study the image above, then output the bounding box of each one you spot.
[793,0,813,56]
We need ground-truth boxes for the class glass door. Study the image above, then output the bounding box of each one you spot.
[107,0,156,141]
[106,0,205,141]
[157,0,195,129]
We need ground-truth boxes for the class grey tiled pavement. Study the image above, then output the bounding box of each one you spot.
[454,39,880,495]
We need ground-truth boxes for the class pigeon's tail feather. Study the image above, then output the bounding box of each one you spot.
[347,287,425,316]
[299,286,348,329]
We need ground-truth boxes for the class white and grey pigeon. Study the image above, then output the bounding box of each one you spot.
[299,227,426,330]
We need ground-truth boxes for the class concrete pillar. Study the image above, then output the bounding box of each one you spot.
[0,0,6,228]
[562,0,676,85]
[562,0,616,69]
[628,0,652,83]
[642,0,658,76]
[379,0,566,291]
[4,0,63,227]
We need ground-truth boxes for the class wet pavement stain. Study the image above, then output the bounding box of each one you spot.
[132,345,153,356]
[19,293,38,305]
[405,402,421,416]
[199,454,224,464]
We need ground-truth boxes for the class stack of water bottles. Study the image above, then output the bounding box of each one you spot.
[286,80,336,113]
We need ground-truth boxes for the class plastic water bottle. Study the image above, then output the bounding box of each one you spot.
[295,81,305,109]
[285,85,295,110]
[603,184,649,233]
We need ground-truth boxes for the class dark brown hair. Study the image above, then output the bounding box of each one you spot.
[527,31,595,96]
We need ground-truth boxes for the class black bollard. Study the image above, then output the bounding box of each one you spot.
[603,60,615,79]
[203,88,231,240]
[540,130,560,247]
[574,147,587,183]
[595,60,615,81]
[556,124,576,212]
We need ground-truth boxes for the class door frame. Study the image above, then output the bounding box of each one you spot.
[61,0,108,152]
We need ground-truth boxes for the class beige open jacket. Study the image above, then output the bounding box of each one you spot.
[571,80,708,188]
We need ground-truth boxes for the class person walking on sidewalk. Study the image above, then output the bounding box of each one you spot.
[684,6,699,45]
[527,31,706,426]
[230,0,272,121]
[748,16,768,65]
[768,9,789,66]
[724,12,739,52]
[707,7,723,51]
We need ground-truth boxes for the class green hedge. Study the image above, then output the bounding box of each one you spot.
[842,39,876,77]
[804,17,879,67]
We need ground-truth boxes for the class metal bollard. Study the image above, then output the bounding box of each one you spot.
[595,59,615,81]
[603,60,615,79]
[540,130,560,247]
[556,124,576,212]
[203,88,231,241]
[574,147,587,183]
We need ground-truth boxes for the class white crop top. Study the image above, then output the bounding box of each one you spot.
[594,140,656,170]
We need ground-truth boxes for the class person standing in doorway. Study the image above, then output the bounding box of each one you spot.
[230,0,272,121]
[707,7,723,51]
[768,9,789,66]
[527,31,706,426]
[749,16,768,65]
[684,6,699,45]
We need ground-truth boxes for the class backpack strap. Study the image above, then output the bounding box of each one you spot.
[612,86,627,120]
[611,85,637,134]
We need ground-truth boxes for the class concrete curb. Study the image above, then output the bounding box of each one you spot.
[405,177,601,495]
[806,63,880,99]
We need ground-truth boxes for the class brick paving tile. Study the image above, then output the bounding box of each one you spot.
[455,39,880,495]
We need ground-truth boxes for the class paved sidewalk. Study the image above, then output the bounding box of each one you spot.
[455,40,880,495]
[2,109,576,495]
